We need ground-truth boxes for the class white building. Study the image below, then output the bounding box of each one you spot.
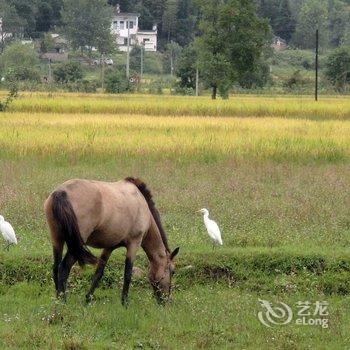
[0,18,12,42]
[111,8,157,52]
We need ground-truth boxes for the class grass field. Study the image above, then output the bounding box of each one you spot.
[0,93,349,349]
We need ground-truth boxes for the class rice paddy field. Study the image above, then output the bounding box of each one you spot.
[0,92,349,349]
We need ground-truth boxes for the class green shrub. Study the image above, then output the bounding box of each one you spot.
[40,33,55,53]
[148,79,163,94]
[5,66,41,82]
[0,42,40,82]
[0,85,18,111]
[238,61,271,89]
[274,49,315,70]
[66,79,99,93]
[105,70,134,93]
[283,70,307,91]
[53,61,84,83]
[144,52,164,75]
[325,46,350,92]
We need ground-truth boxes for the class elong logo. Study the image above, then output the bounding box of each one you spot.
[257,299,329,328]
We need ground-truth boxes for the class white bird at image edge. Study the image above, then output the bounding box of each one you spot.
[0,215,18,247]
[198,208,223,247]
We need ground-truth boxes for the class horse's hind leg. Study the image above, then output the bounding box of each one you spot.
[85,248,113,303]
[53,243,63,297]
[57,251,77,300]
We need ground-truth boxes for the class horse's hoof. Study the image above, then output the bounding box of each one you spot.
[85,294,93,304]
[121,298,129,308]
[57,292,67,303]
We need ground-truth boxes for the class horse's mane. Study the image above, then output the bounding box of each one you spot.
[125,177,170,253]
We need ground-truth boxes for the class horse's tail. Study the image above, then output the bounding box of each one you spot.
[51,190,97,266]
[125,177,170,253]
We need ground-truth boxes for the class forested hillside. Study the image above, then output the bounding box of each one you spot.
[1,0,349,50]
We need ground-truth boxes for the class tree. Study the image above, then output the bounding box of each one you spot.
[130,45,142,72]
[273,0,295,41]
[0,42,40,81]
[61,0,114,54]
[40,33,55,53]
[256,0,295,42]
[238,59,271,89]
[171,0,198,47]
[162,0,179,42]
[0,1,22,52]
[325,46,350,91]
[7,0,37,38]
[196,0,269,99]
[35,0,63,33]
[175,44,197,90]
[164,41,182,75]
[293,0,328,49]
[328,0,349,47]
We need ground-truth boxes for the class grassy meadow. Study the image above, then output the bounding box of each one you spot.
[0,93,349,349]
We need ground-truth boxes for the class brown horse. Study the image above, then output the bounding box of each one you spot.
[44,177,179,305]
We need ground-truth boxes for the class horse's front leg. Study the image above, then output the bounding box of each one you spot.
[57,251,77,301]
[85,248,113,303]
[121,243,139,307]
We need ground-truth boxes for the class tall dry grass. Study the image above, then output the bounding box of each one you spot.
[2,92,349,119]
[0,112,349,162]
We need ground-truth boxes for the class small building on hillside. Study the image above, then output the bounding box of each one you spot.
[272,36,287,51]
[111,6,157,52]
[0,18,13,42]
[40,34,68,62]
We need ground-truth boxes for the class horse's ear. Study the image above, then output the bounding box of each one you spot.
[170,247,180,260]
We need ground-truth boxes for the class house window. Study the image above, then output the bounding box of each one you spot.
[143,38,150,43]
[120,21,124,30]
[124,38,128,45]
[127,21,134,29]
[113,21,118,29]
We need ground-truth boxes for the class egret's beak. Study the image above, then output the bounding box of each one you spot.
[196,210,201,213]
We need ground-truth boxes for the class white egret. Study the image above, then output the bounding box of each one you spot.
[197,208,223,249]
[0,215,17,250]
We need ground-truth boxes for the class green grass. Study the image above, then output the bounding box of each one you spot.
[0,92,349,348]
[0,283,349,349]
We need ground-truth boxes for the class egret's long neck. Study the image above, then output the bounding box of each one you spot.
[203,213,209,221]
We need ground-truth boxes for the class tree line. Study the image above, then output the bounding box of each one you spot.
[1,0,349,97]
[1,0,349,49]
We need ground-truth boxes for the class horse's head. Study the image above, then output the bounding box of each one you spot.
[150,247,180,304]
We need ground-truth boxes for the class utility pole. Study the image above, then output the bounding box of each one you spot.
[140,43,144,81]
[170,56,173,76]
[195,67,199,97]
[315,29,319,101]
[48,58,52,82]
[126,22,130,79]
[170,45,174,77]
[101,53,105,91]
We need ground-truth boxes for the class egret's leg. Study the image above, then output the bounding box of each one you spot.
[86,248,113,303]
[5,243,10,251]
